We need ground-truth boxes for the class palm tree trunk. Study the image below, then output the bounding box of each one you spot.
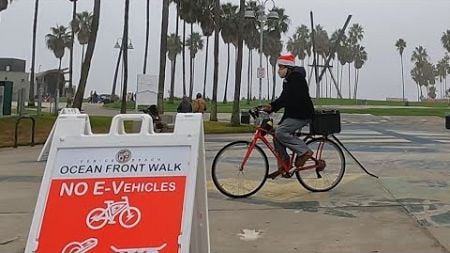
[353,68,358,100]
[81,45,85,69]
[143,0,150,74]
[231,0,245,126]
[210,1,220,122]
[353,67,357,99]
[58,58,62,99]
[189,55,193,99]
[182,21,186,96]
[192,59,196,98]
[223,43,230,103]
[111,48,122,96]
[68,0,76,106]
[157,0,170,112]
[189,23,194,99]
[340,63,344,94]
[120,0,130,114]
[348,64,351,99]
[271,63,276,101]
[266,56,269,100]
[246,48,251,105]
[250,50,253,100]
[169,60,176,103]
[202,36,209,98]
[73,0,100,110]
[400,54,405,102]
[28,0,39,107]
[417,84,420,102]
[170,12,179,103]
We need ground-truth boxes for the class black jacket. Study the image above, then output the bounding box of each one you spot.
[270,67,314,122]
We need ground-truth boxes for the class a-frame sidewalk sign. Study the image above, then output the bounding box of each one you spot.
[26,113,210,253]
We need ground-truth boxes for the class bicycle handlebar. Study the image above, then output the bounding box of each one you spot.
[248,106,268,120]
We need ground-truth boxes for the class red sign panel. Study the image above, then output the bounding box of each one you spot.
[36,176,186,253]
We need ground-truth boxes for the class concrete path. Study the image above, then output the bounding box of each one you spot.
[1,114,450,252]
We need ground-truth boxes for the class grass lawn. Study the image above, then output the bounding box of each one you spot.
[2,97,449,148]
[0,114,255,148]
[103,97,450,113]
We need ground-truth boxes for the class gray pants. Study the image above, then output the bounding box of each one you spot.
[274,118,311,161]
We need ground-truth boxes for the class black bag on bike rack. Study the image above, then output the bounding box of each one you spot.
[311,110,341,135]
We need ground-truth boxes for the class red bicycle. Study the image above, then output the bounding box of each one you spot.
[212,107,346,198]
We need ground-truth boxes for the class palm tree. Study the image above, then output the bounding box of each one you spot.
[442,30,450,53]
[167,33,183,103]
[186,32,204,99]
[198,0,215,98]
[120,0,130,114]
[178,0,200,98]
[287,25,310,67]
[143,0,150,74]
[28,0,39,107]
[72,0,100,110]
[312,25,330,97]
[242,1,258,104]
[411,46,432,101]
[157,0,170,112]
[73,11,92,65]
[67,0,77,106]
[395,38,407,102]
[436,56,449,98]
[46,25,70,72]
[230,0,245,126]
[170,0,181,102]
[266,7,289,100]
[220,3,238,103]
[210,0,222,122]
[353,45,367,99]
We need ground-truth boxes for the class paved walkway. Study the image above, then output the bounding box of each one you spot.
[1,115,450,252]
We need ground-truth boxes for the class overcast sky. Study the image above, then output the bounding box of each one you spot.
[0,0,449,101]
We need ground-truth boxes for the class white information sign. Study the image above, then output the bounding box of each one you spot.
[27,113,210,253]
[136,74,158,107]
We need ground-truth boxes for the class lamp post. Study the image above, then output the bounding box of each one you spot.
[112,37,133,98]
[245,0,278,105]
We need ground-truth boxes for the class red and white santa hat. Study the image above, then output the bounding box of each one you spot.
[277,54,296,67]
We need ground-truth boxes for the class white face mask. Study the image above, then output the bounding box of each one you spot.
[278,67,288,78]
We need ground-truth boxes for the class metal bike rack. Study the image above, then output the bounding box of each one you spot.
[331,134,378,178]
[14,116,36,148]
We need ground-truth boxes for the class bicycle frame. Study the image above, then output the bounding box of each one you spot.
[104,197,131,221]
[241,126,324,175]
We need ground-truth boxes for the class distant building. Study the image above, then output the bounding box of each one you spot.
[0,58,30,101]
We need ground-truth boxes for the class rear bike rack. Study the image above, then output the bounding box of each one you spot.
[14,116,36,148]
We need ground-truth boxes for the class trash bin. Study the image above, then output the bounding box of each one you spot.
[241,110,250,124]
[446,113,450,129]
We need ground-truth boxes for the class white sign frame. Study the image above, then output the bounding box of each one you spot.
[27,113,210,253]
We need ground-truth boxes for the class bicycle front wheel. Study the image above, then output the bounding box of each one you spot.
[295,138,345,192]
[212,141,269,198]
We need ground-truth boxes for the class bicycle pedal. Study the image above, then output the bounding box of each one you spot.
[267,170,283,179]
[281,172,293,178]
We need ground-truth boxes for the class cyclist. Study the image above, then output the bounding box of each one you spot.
[263,54,315,177]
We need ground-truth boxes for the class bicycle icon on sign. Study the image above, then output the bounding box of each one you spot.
[86,196,141,230]
[61,238,98,253]
[111,242,167,253]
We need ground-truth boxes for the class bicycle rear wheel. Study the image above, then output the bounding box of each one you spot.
[212,141,269,198]
[295,138,345,192]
